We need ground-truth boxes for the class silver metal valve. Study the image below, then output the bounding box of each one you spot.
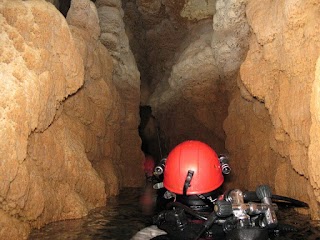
[256,185,278,228]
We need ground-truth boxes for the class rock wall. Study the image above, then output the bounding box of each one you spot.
[1,1,84,237]
[131,0,320,218]
[65,0,122,196]
[2,2,320,240]
[0,0,143,238]
[309,57,320,218]
[125,0,222,154]
[142,0,249,157]
[96,0,145,187]
[224,0,320,219]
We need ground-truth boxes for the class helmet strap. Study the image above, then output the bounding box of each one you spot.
[183,170,194,195]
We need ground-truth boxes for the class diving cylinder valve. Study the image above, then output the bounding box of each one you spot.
[225,189,250,227]
[256,185,278,228]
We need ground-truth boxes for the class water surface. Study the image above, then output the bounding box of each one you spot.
[29,188,320,240]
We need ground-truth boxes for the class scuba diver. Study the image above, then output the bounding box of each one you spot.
[132,140,308,240]
[140,153,157,215]
[143,153,156,180]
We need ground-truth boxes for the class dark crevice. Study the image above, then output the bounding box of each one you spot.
[56,0,97,18]
[138,106,167,162]
[139,105,153,154]
[59,0,71,17]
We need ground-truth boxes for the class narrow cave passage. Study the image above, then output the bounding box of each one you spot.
[138,105,168,163]
[123,0,230,159]
[2,0,320,239]
[119,0,320,228]
[121,2,320,226]
[53,0,233,187]
[62,0,320,220]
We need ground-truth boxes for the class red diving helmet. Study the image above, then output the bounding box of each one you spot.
[163,140,224,195]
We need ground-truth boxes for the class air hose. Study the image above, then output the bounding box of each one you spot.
[276,223,298,232]
[271,194,309,208]
[242,191,309,208]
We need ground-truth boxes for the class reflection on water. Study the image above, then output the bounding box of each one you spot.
[29,188,320,240]
[29,188,153,240]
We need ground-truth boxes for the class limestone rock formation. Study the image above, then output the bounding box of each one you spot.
[127,0,320,219]
[0,1,85,237]
[0,0,139,238]
[2,2,320,240]
[224,0,320,219]
[96,0,145,187]
[140,0,249,156]
[309,57,320,218]
[64,0,121,196]
[180,0,215,21]
[149,25,227,152]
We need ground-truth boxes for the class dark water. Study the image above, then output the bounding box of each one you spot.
[29,188,320,240]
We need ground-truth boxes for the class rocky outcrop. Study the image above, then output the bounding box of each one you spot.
[2,2,320,240]
[0,0,136,238]
[124,0,190,106]
[96,0,145,187]
[309,57,320,218]
[125,0,220,154]
[149,25,228,153]
[224,0,320,219]
[141,0,249,156]
[1,1,84,237]
[64,0,121,196]
[125,0,320,219]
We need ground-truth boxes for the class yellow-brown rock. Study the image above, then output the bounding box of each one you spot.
[225,0,320,219]
[96,0,145,187]
[309,57,320,218]
[0,0,84,237]
[0,0,133,238]
[2,0,320,239]
[147,0,249,155]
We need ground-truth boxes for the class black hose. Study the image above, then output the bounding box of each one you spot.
[276,223,298,232]
[193,211,218,240]
[166,202,207,221]
[243,191,309,208]
[272,194,309,208]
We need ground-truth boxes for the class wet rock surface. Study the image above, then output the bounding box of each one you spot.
[29,188,320,240]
